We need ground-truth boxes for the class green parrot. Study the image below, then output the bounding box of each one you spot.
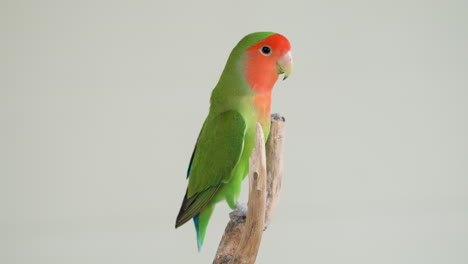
[175,32,293,250]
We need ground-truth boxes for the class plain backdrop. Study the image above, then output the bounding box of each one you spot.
[2,0,468,263]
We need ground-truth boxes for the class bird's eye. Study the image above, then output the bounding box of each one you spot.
[260,45,272,56]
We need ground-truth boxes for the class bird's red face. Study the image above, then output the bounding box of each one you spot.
[244,33,293,95]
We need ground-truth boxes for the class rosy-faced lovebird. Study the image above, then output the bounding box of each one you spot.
[175,32,293,250]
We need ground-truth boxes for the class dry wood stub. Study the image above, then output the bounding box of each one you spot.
[264,113,285,229]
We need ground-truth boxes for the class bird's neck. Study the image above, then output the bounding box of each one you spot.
[246,70,277,124]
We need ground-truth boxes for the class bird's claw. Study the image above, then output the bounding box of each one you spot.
[229,201,248,219]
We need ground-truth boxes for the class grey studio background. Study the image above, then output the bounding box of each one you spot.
[2,0,468,263]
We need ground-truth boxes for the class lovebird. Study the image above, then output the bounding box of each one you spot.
[175,32,293,250]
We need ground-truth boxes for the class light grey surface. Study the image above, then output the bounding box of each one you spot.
[2,0,468,263]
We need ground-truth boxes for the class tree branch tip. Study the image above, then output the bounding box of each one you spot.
[271,113,286,122]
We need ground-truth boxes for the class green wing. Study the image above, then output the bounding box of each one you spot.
[175,110,246,227]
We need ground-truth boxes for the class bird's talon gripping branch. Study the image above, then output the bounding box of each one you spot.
[230,201,248,218]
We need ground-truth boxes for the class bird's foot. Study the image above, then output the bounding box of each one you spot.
[229,201,248,221]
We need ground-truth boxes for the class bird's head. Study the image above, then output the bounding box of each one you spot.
[221,32,293,95]
[243,32,293,81]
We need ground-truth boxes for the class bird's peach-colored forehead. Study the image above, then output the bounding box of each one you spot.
[247,33,291,55]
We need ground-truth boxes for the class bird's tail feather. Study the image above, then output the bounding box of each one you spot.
[193,204,215,251]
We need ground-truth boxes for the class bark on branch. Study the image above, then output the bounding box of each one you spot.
[213,114,285,264]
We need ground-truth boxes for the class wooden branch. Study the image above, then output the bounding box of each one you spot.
[231,122,267,264]
[213,114,285,264]
[264,113,285,229]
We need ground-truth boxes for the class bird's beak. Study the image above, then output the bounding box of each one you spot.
[277,51,293,80]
